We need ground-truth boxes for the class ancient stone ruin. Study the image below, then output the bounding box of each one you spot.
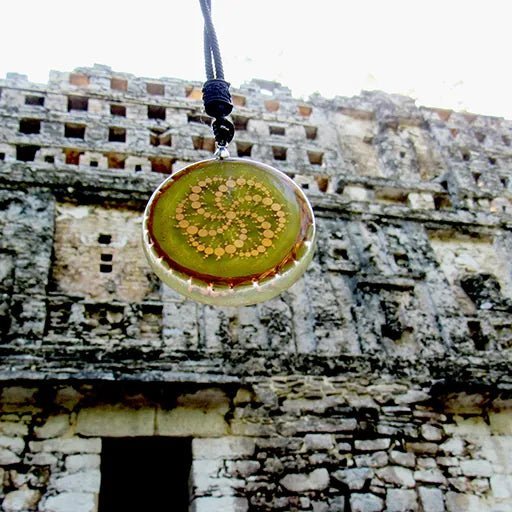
[0,63,511,511]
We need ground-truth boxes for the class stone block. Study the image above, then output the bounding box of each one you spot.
[439,438,464,456]
[303,434,334,451]
[65,454,101,473]
[280,468,329,492]
[343,185,373,202]
[156,407,228,437]
[444,416,490,437]
[190,496,248,512]
[76,405,154,437]
[29,437,101,454]
[390,451,415,468]
[355,439,391,451]
[0,436,24,453]
[436,456,458,466]
[192,437,255,460]
[405,442,438,455]
[54,470,101,493]
[54,387,83,411]
[386,489,418,511]
[333,468,374,490]
[490,474,512,499]
[408,192,435,210]
[489,411,512,435]
[0,422,28,437]
[460,459,492,477]
[377,466,415,487]
[395,390,430,404]
[23,453,58,466]
[355,451,389,468]
[445,492,481,512]
[350,493,384,512]
[421,424,443,441]
[0,448,21,465]
[34,415,70,439]
[41,492,97,512]
[225,460,260,477]
[1,387,37,404]
[2,488,41,511]
[414,469,447,484]
[418,487,445,512]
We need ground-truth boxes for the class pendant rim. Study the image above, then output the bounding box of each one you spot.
[142,157,316,306]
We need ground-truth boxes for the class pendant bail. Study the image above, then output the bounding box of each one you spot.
[214,145,230,159]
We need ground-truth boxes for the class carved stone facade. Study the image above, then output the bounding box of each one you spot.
[0,64,511,511]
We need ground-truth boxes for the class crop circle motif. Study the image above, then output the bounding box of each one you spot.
[174,175,288,260]
[143,158,316,306]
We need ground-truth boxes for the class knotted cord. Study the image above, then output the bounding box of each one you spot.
[198,0,235,150]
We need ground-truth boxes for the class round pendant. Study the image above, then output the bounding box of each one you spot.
[142,158,315,306]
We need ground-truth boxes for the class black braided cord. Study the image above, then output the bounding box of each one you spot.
[199,0,235,147]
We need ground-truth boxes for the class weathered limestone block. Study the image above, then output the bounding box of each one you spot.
[355,439,391,451]
[54,470,101,493]
[65,454,101,473]
[460,459,492,478]
[386,489,418,512]
[421,424,444,441]
[40,492,97,512]
[490,474,512,499]
[405,442,438,455]
[395,390,430,404]
[414,468,447,485]
[225,460,260,478]
[489,411,512,435]
[350,493,384,512]
[377,466,415,487]
[0,448,21,466]
[355,451,389,468]
[0,422,28,437]
[389,451,415,467]
[333,468,374,490]
[76,405,154,437]
[29,437,101,454]
[24,453,58,466]
[280,468,329,492]
[0,436,24,453]
[190,496,248,512]
[192,437,255,460]
[440,438,465,456]
[157,407,228,436]
[408,192,435,210]
[34,415,70,439]
[418,487,445,512]
[302,434,335,451]
[2,488,41,511]
[444,416,490,438]
[445,492,481,512]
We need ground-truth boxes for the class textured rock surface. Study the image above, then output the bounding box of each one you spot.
[0,64,511,510]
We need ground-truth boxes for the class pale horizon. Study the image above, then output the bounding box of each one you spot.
[2,0,510,119]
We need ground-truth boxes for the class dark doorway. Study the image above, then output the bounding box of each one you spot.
[99,437,192,512]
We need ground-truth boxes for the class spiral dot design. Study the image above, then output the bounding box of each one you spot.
[174,175,288,260]
[143,158,315,305]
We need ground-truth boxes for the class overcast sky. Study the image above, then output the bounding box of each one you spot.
[2,0,510,118]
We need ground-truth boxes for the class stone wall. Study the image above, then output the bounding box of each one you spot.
[0,64,511,510]
[0,382,511,512]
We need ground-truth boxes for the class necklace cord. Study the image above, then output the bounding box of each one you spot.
[199,0,235,148]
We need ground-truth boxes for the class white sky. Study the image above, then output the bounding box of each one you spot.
[2,0,510,118]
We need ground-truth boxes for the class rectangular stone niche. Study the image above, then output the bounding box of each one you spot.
[99,437,191,512]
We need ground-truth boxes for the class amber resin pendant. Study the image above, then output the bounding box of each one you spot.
[142,158,315,306]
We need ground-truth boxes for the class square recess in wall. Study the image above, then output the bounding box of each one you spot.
[99,437,191,512]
